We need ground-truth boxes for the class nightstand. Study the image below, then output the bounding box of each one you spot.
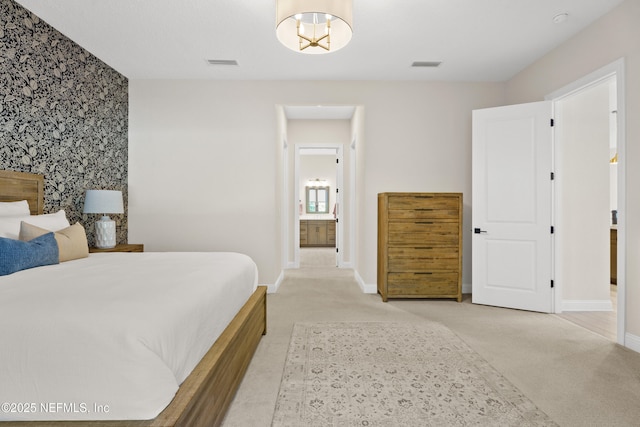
[89,244,144,253]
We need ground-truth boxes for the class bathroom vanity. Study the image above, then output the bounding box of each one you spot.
[300,218,336,247]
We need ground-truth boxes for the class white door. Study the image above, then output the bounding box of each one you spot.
[472,101,554,312]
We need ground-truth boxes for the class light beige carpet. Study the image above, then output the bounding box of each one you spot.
[222,248,640,427]
[272,321,557,426]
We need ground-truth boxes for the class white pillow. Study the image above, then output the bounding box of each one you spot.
[0,200,30,217]
[0,210,70,240]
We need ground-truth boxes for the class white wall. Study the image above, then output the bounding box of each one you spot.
[275,105,287,283]
[505,0,640,337]
[556,81,611,305]
[357,82,504,292]
[352,106,366,283]
[128,81,281,284]
[128,80,505,289]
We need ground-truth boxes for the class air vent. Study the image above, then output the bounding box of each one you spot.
[206,59,239,66]
[411,61,442,68]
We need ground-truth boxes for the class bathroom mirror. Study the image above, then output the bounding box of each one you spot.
[306,186,330,213]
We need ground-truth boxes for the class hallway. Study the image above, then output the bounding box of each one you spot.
[299,247,336,268]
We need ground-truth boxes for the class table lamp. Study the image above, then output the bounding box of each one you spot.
[83,190,124,249]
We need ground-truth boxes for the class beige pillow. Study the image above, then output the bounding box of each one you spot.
[19,222,89,262]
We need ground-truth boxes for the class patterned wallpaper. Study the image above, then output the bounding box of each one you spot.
[0,0,128,247]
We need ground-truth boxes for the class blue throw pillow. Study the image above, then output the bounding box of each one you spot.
[0,232,59,276]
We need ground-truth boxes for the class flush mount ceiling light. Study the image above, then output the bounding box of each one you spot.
[276,0,353,54]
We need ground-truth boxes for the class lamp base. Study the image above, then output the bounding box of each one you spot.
[95,216,116,249]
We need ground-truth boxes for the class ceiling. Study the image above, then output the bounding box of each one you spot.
[15,0,624,82]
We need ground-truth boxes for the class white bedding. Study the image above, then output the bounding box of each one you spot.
[0,252,258,421]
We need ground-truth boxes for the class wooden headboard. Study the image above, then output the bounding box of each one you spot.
[0,170,44,215]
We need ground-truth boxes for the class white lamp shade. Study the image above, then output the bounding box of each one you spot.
[276,0,353,54]
[83,190,124,215]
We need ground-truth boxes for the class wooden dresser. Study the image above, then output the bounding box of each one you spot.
[377,192,462,302]
[300,219,336,247]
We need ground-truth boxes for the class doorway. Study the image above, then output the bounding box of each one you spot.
[547,60,624,344]
[296,146,342,267]
[280,106,357,272]
[471,58,626,345]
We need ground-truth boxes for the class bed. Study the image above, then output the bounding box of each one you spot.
[0,170,267,427]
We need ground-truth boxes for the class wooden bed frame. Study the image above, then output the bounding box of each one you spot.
[0,170,267,427]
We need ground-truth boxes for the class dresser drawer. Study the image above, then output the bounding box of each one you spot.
[389,209,460,220]
[387,272,459,296]
[389,222,459,245]
[388,246,459,271]
[387,194,460,211]
[388,196,459,219]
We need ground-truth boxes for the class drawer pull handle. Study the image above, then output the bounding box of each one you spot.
[415,272,433,275]
[414,247,433,250]
[415,221,434,224]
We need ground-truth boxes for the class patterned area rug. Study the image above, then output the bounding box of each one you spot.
[272,322,558,426]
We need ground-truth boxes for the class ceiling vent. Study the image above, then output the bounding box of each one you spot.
[206,59,239,66]
[411,61,442,68]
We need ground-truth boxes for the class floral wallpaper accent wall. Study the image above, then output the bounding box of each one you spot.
[0,0,128,247]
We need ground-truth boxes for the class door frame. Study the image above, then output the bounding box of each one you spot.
[546,58,626,345]
[293,143,345,268]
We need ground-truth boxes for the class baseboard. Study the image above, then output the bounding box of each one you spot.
[462,282,472,294]
[267,270,285,294]
[625,332,640,353]
[354,270,377,294]
[561,299,613,312]
[354,272,466,296]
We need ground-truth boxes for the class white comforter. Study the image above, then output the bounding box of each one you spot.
[0,252,258,421]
